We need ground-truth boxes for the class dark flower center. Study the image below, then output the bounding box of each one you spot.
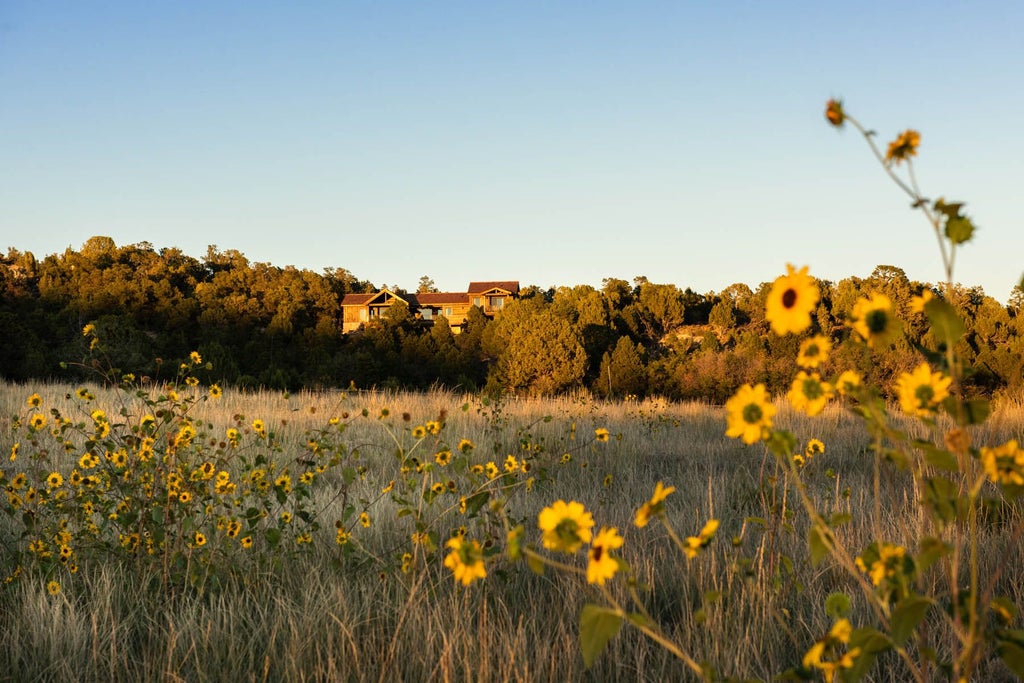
[915,385,935,405]
[742,404,763,423]
[866,309,889,334]
[782,288,798,309]
[802,378,824,400]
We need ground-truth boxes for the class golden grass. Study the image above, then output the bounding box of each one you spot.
[1,383,1022,681]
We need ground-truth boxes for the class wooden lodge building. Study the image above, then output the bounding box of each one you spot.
[340,281,519,333]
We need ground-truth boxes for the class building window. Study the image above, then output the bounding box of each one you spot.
[445,307,452,316]
[489,296,504,309]
[473,297,482,306]
[359,309,368,321]
[419,308,433,320]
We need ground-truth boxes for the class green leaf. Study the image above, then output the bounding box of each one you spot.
[911,440,958,472]
[825,592,852,619]
[996,636,1024,677]
[924,298,965,348]
[962,398,991,426]
[579,604,623,668]
[891,596,932,646]
[945,216,975,245]
[526,553,545,575]
[918,536,953,572]
[809,526,830,566]
[264,527,281,548]
[767,430,797,459]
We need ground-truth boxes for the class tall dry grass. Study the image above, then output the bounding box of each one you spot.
[1,383,1021,681]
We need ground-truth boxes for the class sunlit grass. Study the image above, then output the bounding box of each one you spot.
[1,383,1021,681]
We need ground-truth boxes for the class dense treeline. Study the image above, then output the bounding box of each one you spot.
[2,237,1023,399]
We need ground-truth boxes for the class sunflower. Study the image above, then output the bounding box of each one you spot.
[725,384,776,445]
[788,372,834,417]
[851,293,901,348]
[594,428,610,442]
[538,500,595,554]
[824,99,845,127]
[635,481,676,528]
[797,335,832,369]
[980,440,1024,487]
[894,363,951,417]
[586,527,624,585]
[444,537,486,586]
[835,370,863,396]
[885,129,921,165]
[46,580,61,596]
[683,519,720,559]
[765,265,820,335]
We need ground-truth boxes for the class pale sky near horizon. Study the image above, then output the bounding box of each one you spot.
[2,2,1022,301]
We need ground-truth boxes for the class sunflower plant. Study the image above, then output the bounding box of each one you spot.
[718,100,1024,681]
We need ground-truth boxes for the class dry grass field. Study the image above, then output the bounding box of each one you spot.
[1,382,1022,682]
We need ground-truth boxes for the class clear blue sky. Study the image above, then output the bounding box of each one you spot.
[3,2,1022,300]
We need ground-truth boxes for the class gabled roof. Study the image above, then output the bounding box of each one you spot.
[467,281,520,295]
[412,292,469,306]
[340,288,408,307]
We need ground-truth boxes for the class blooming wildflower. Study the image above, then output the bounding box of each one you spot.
[458,439,474,453]
[788,372,834,417]
[824,99,844,127]
[434,450,451,466]
[851,293,901,348]
[980,440,1024,487]
[26,393,42,408]
[226,520,242,538]
[29,414,46,430]
[76,387,92,401]
[765,265,819,335]
[412,425,426,439]
[594,428,610,442]
[431,482,444,495]
[797,335,831,369]
[560,453,572,464]
[444,537,486,586]
[10,472,27,490]
[587,527,624,585]
[835,370,862,396]
[82,323,95,337]
[683,519,719,559]
[241,536,254,549]
[504,455,518,473]
[910,289,934,314]
[792,454,806,468]
[425,420,441,435]
[275,473,292,493]
[252,419,266,437]
[299,471,314,485]
[185,376,199,387]
[47,580,61,596]
[193,532,207,547]
[725,384,776,445]
[803,619,861,682]
[895,363,951,418]
[190,351,202,364]
[381,480,395,494]
[856,542,909,588]
[806,439,825,457]
[140,414,156,430]
[178,491,192,503]
[484,462,499,479]
[885,129,921,165]
[635,481,676,528]
[296,533,312,545]
[359,512,371,528]
[280,512,292,524]
[9,443,17,461]
[46,472,63,489]
[538,500,594,554]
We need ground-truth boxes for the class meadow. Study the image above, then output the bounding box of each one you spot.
[1,380,1021,682]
